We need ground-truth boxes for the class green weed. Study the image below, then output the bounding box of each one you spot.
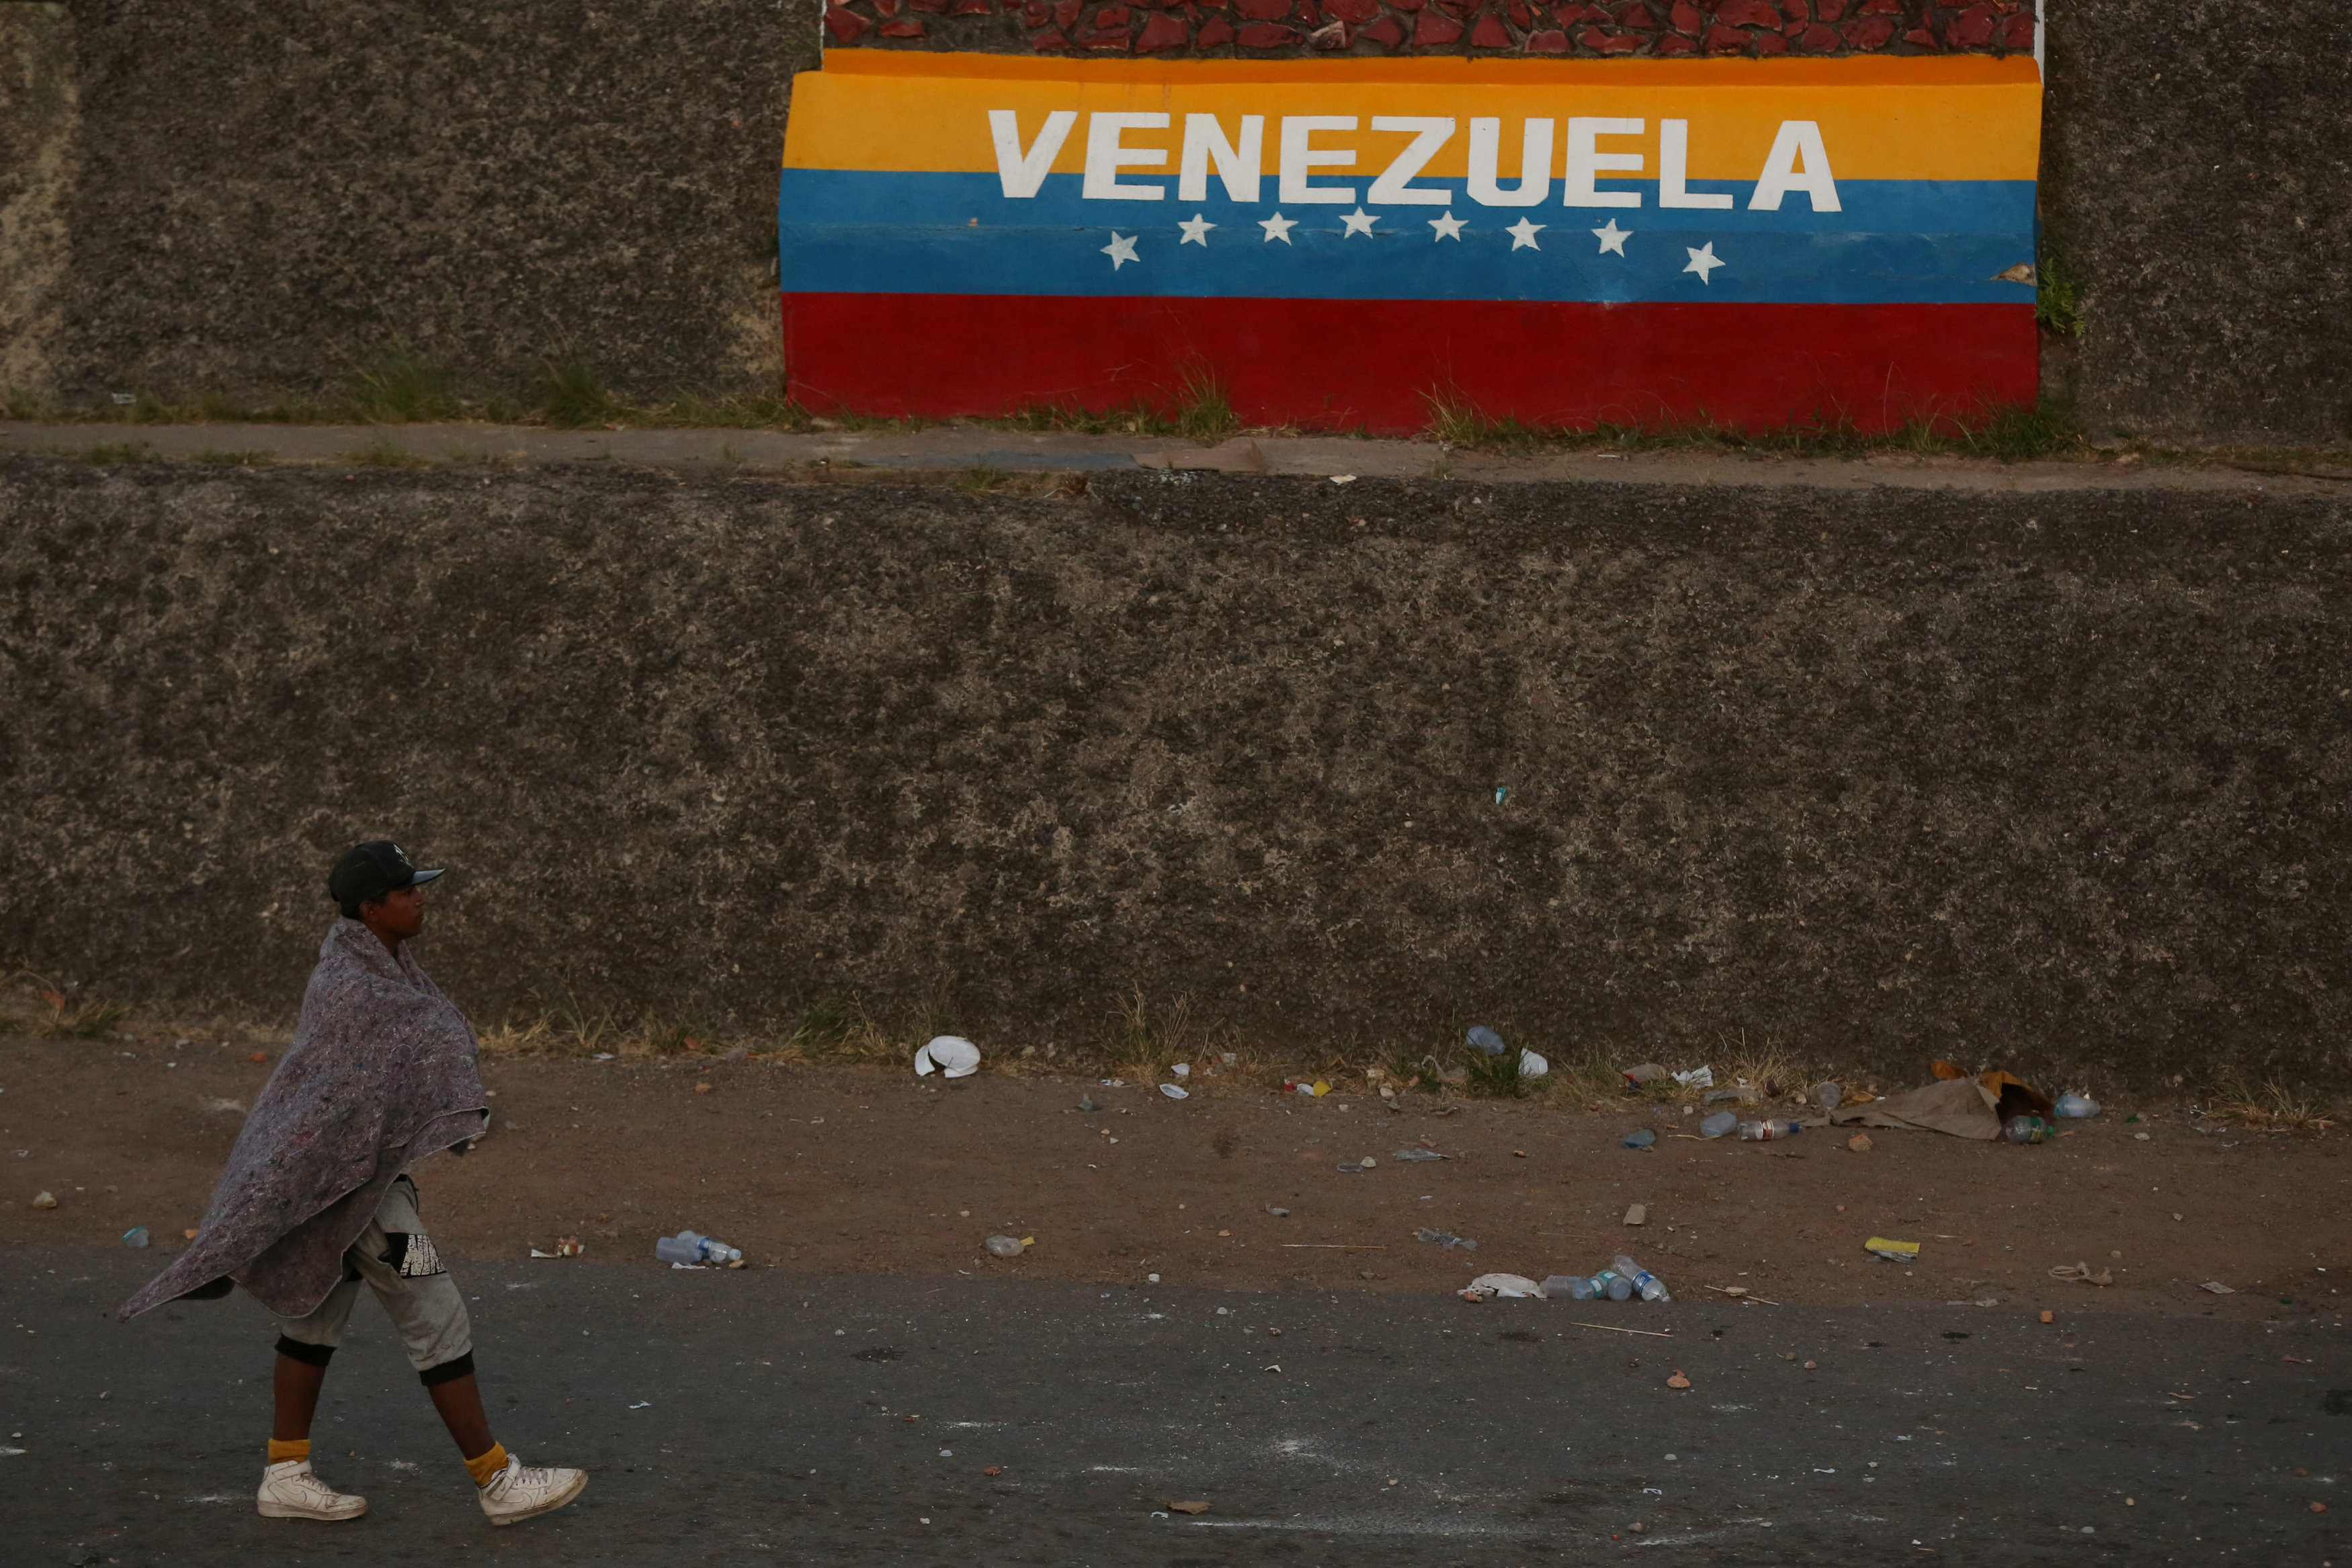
[345,347,460,423]
[2036,253,2086,339]
[188,449,274,467]
[77,441,153,464]
[956,462,1012,494]
[1173,365,1239,444]
[536,357,626,428]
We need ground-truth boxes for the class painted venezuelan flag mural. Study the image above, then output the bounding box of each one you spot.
[780,52,2041,433]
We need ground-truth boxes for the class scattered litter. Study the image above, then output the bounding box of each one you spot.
[1392,1147,1447,1162]
[1833,1068,2054,1141]
[1519,1050,1550,1078]
[2040,1310,2055,1323]
[1265,1205,1290,1217]
[1415,1227,1478,1250]
[1865,1237,1921,1264]
[2048,1262,2114,1286]
[1284,1079,1333,1097]
[1555,1270,1632,1301]
[1665,1370,1691,1389]
[1704,1086,1759,1105]
[122,1227,150,1249]
[30,1191,56,1209]
[721,1047,747,1061]
[1461,1272,1547,1300]
[1159,1084,1190,1100]
[1703,1284,1780,1305]
[1846,1133,1874,1153]
[1738,1118,1803,1141]
[198,1096,247,1116]
[984,1235,1034,1258]
[530,1247,558,1259]
[1099,1078,1125,1087]
[655,1231,742,1266]
[2004,1115,2051,1144]
[1620,1062,1668,1086]
[1622,1203,1647,1226]
[628,1401,651,1409]
[1622,1129,1656,1150]
[1493,785,1509,803]
[2134,1131,2151,1141]
[2197,1280,2235,1295]
[1077,1096,1097,1113]
[1569,1320,1673,1338]
[1810,1080,1844,1113]
[1167,1499,1211,1514]
[249,1051,271,1063]
[914,1036,981,1079]
[592,1052,616,1061]
[1671,1067,1714,1090]
[556,1236,584,1258]
[2054,1092,2100,1119]
[1171,1063,1191,1077]
[1696,1110,1736,1139]
[1335,1156,1376,1172]
[1466,1026,1507,1056]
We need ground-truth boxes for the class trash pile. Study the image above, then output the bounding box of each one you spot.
[1615,1055,2098,1147]
[1460,1254,1671,1303]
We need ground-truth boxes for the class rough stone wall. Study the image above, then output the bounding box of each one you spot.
[823,0,2031,60]
[2040,1,2352,447]
[5,458,2349,1090]
[4,0,814,405]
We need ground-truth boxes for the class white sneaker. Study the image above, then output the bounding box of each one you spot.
[477,1453,586,1526]
[256,1458,368,1521]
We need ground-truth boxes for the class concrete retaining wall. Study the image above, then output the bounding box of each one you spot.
[4,458,2348,1088]
[0,1,2345,443]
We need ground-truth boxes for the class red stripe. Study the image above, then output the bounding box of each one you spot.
[782,294,2036,435]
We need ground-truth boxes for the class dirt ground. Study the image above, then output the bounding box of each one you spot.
[5,1035,2345,1319]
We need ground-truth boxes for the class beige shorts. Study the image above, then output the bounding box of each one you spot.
[274,1174,474,1383]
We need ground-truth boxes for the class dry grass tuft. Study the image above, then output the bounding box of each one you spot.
[2208,1076,2335,1132]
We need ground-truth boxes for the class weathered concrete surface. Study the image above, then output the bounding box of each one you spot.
[4,458,2351,1086]
[2041,0,2352,447]
[1,0,812,405]
[11,1243,2348,1566]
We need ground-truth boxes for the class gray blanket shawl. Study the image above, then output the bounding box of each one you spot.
[121,919,488,1319]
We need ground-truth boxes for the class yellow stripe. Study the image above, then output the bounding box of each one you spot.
[784,54,2039,181]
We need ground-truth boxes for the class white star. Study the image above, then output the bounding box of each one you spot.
[1683,241,1724,284]
[1340,208,1379,238]
[1506,217,1545,251]
[1592,219,1631,256]
[1101,232,1139,270]
[1259,212,1297,244]
[1429,210,1466,241]
[1178,213,1216,247]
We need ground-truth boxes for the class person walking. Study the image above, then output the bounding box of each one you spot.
[121,841,585,1527]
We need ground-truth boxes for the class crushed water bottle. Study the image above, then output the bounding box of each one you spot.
[2004,1115,2051,1144]
[655,1230,741,1265]
[1736,1118,1802,1141]
[1573,1269,1634,1302]
[1613,1254,1672,1303]
[2054,1092,2100,1119]
[1699,1110,1738,1138]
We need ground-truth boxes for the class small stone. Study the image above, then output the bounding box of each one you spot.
[1525,27,1568,49]
[31,1191,57,1210]
[1665,1370,1691,1389]
[1624,1203,1648,1226]
[695,1082,713,1094]
[2040,1310,2055,1323]
[1847,1133,1873,1152]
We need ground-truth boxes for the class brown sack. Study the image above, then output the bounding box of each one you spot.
[1829,1076,2003,1139]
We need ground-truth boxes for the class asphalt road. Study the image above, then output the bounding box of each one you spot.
[7,1246,2345,1566]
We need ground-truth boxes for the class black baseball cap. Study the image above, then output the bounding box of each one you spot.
[327,840,445,910]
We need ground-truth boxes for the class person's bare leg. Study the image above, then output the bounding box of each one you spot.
[425,1371,496,1461]
[271,1353,329,1442]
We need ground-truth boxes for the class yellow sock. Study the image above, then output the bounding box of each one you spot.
[267,1437,310,1465]
[464,1441,509,1487]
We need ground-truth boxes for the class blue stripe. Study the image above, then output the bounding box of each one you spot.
[780,169,2036,306]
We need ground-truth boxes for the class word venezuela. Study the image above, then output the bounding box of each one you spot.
[779,52,2042,433]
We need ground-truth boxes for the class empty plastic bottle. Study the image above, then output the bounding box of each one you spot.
[2054,1093,2100,1119]
[1699,1110,1738,1139]
[984,1235,1026,1258]
[1736,1118,1802,1141]
[1563,1268,1633,1302]
[2004,1115,2051,1145]
[1613,1254,1672,1304]
[655,1230,741,1265]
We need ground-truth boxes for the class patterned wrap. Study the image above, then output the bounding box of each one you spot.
[120,919,489,1320]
